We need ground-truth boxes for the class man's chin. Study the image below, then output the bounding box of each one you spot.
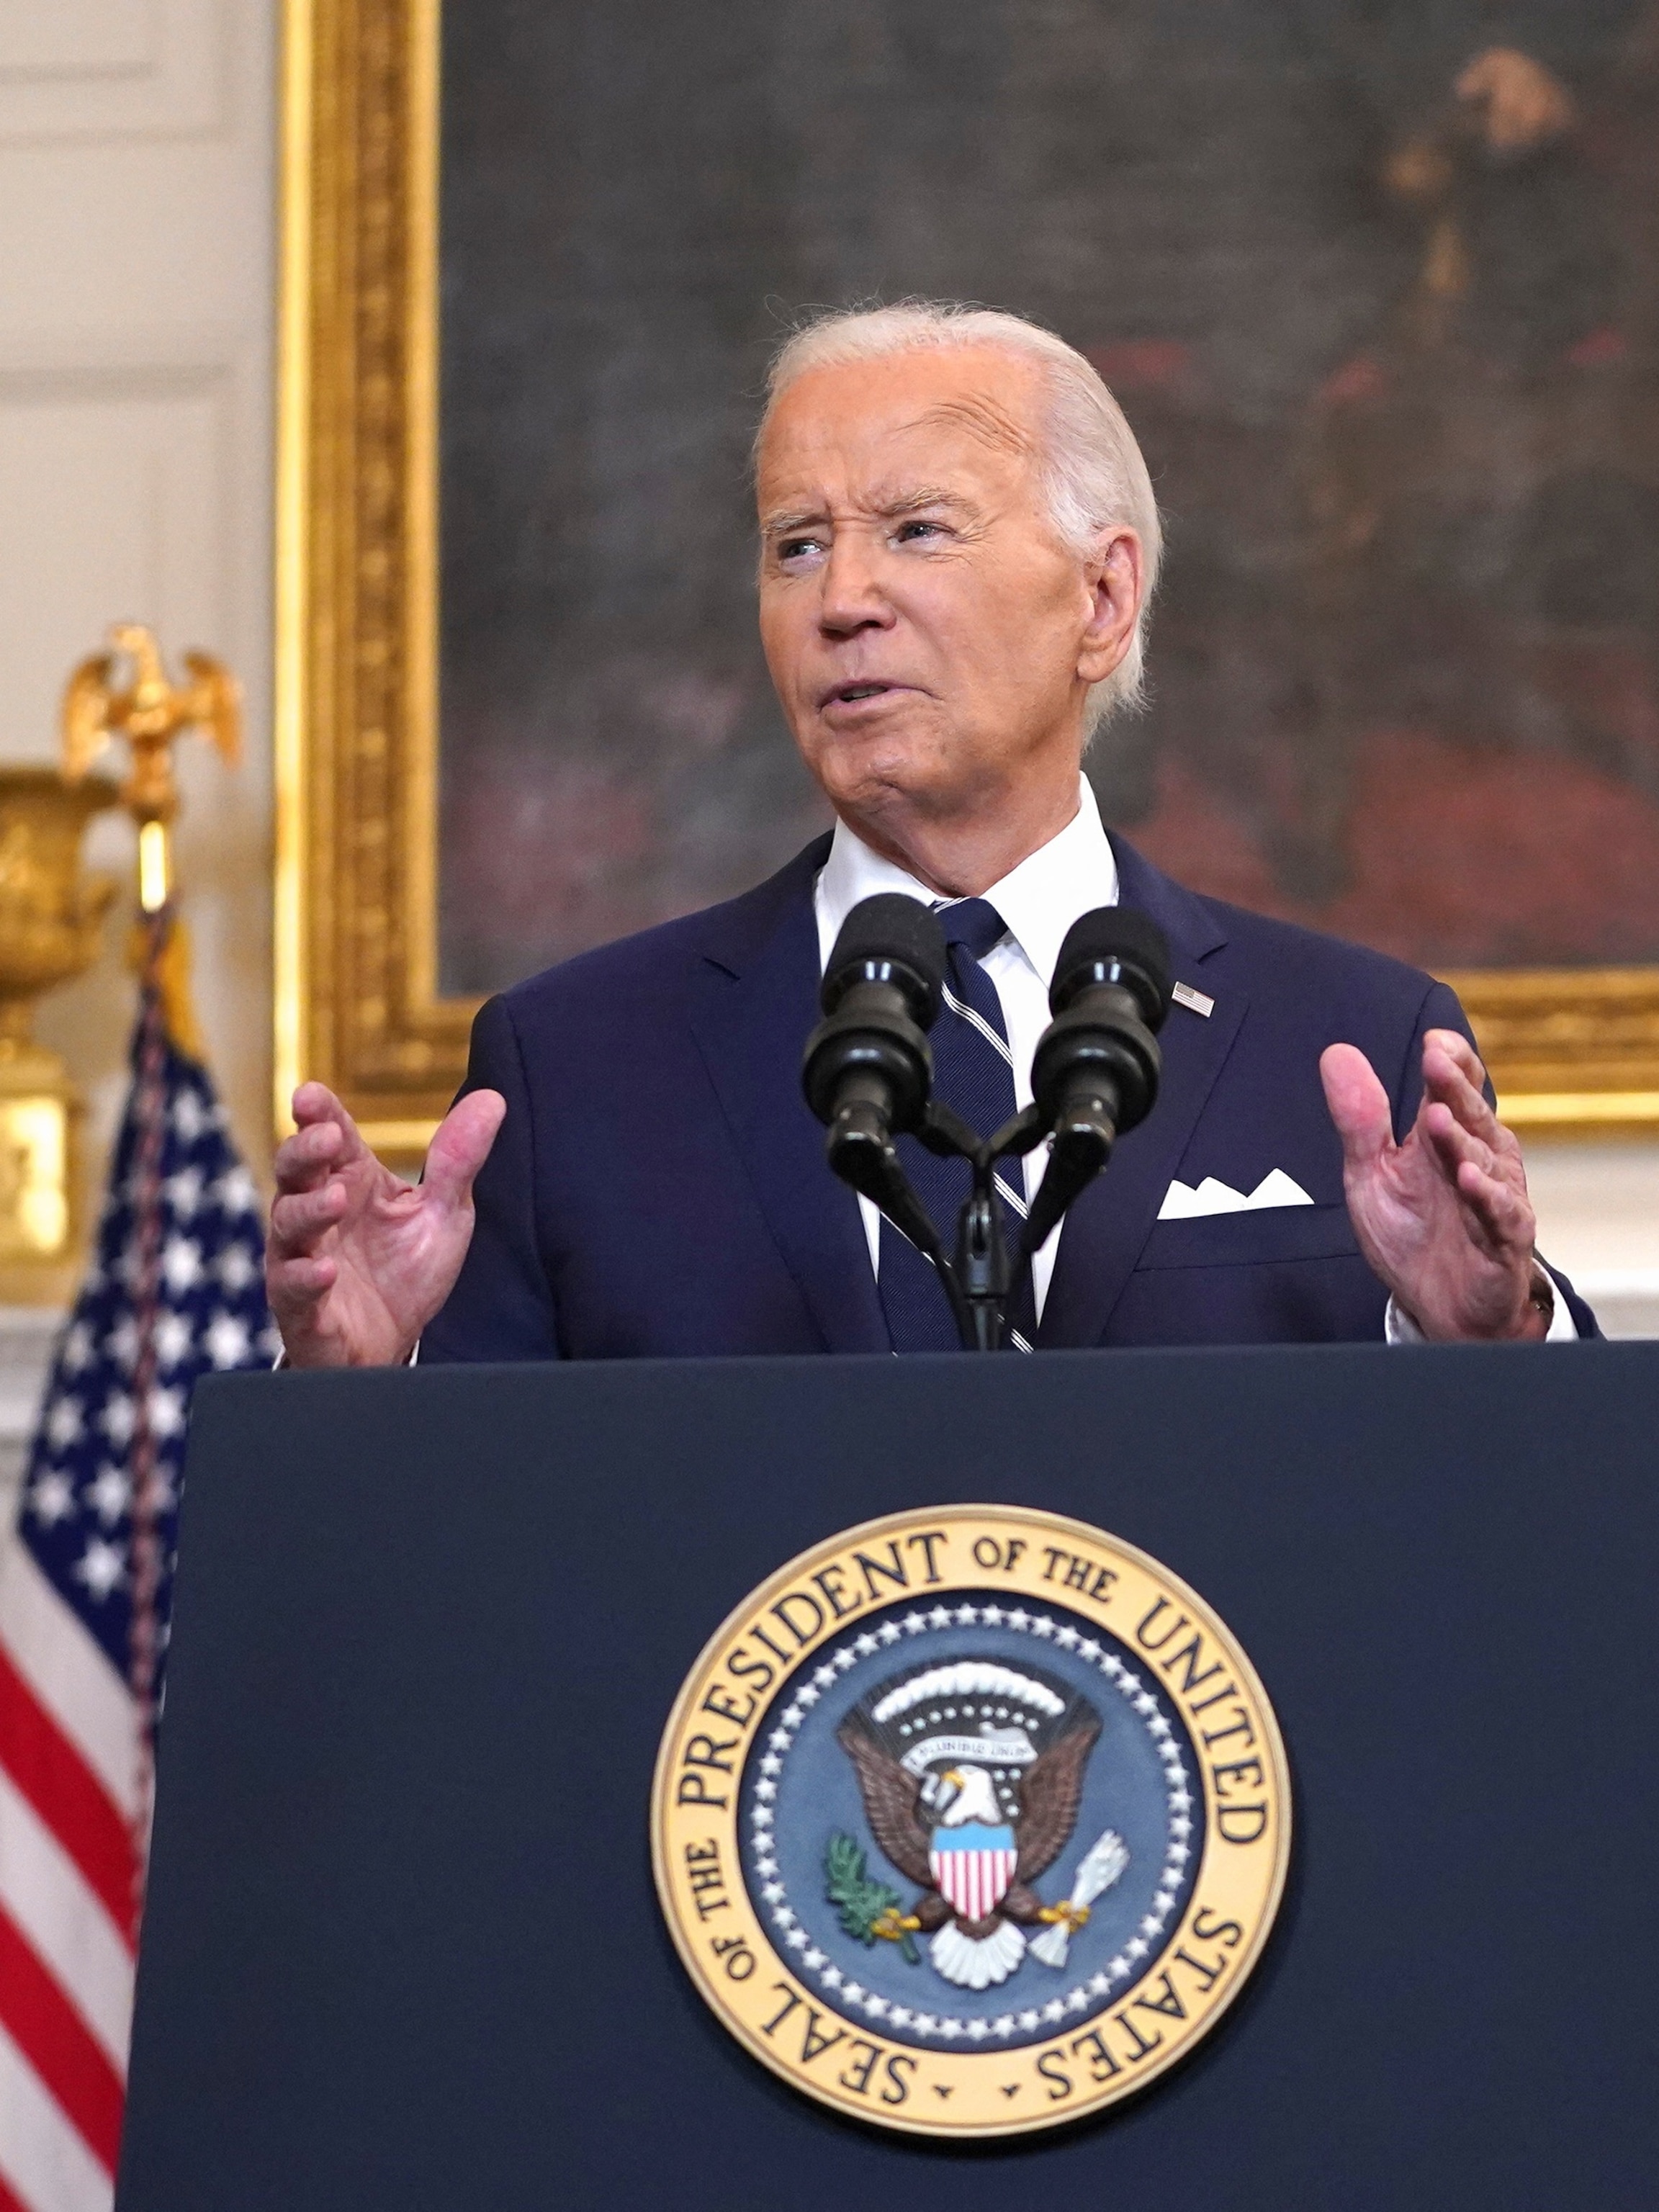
[805,724,956,814]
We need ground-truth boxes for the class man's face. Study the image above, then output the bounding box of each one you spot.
[755,346,1136,834]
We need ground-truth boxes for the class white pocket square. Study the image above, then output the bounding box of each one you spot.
[1158,1170,1316,1220]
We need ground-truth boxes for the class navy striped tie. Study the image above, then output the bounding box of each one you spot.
[876,898,1033,1352]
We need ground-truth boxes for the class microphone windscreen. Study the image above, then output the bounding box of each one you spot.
[824,894,948,1025]
[1051,906,1173,1025]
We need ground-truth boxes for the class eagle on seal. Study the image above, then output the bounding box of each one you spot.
[836,1668,1102,1990]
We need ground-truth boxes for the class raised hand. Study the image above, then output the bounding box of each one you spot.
[267,1081,506,1367]
[1320,1029,1545,1342]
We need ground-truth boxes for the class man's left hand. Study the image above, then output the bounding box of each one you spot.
[1321,1030,1545,1341]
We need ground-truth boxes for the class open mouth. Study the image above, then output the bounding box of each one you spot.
[822,680,904,707]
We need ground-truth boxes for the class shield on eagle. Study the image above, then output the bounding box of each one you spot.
[929,1811,1018,1922]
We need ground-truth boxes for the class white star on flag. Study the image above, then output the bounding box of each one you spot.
[73,1535,128,1600]
[204,1310,251,1368]
[45,1395,84,1451]
[153,1309,194,1369]
[86,1465,132,1526]
[27,1469,76,1527]
[161,1235,204,1295]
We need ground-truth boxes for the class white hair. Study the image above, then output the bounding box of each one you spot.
[759,300,1163,730]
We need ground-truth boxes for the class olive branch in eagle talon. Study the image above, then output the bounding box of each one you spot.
[824,1833,922,1963]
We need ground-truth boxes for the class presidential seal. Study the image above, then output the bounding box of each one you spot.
[652,1505,1289,2138]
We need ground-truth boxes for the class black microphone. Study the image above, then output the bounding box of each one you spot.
[802,895,947,1198]
[1022,907,1172,1255]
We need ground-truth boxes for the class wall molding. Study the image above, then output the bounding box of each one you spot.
[0,0,228,144]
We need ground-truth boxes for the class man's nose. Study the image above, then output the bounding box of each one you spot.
[818,534,896,636]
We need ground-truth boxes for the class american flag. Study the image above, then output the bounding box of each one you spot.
[0,944,275,2212]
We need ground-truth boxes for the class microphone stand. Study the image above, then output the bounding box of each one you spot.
[832,1081,1154,1353]
[826,1093,1056,1351]
[911,1102,1046,1351]
[853,1097,1074,1351]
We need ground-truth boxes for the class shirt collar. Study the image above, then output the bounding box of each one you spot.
[813,775,1119,987]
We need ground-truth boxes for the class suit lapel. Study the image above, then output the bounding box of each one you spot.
[685,842,890,1356]
[1038,838,1248,1349]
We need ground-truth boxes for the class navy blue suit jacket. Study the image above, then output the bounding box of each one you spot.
[422,835,1596,1360]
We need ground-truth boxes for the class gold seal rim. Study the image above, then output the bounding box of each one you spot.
[651,1501,1291,2139]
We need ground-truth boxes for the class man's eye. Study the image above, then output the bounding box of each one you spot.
[777,536,824,562]
[895,519,945,544]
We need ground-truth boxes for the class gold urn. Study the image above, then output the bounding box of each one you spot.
[0,768,120,1300]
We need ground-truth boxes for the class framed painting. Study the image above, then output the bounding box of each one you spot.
[276,0,1659,1157]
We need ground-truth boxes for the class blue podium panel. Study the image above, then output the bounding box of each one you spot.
[117,1344,1656,2210]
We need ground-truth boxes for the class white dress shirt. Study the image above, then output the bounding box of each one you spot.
[811,775,1575,1342]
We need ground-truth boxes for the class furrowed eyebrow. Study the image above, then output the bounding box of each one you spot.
[760,507,828,539]
[760,487,976,538]
[875,486,976,519]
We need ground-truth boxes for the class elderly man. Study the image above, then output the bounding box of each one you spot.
[268,302,1593,1364]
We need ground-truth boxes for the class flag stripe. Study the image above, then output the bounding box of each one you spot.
[0,1910,122,2176]
[930,1845,1017,1922]
[0,2015,112,2212]
[0,1771,132,2073]
[0,1648,133,1942]
[0,1554,134,1823]
[0,2159,31,2212]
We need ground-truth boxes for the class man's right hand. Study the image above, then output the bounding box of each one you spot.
[267,1082,507,1367]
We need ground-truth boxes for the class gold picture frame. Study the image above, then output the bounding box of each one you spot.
[274,0,1659,1155]
[276,0,462,1161]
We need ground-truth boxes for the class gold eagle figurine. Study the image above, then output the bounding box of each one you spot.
[61,622,240,827]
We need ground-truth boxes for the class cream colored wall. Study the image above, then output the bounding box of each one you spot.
[0,0,276,1218]
[1523,1144,1659,1335]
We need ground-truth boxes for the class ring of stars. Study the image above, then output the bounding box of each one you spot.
[744,1600,1198,2049]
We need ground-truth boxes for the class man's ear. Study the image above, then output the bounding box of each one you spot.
[1076,529,1143,686]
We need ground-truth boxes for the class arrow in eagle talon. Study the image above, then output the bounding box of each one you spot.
[1029,1828,1130,1969]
